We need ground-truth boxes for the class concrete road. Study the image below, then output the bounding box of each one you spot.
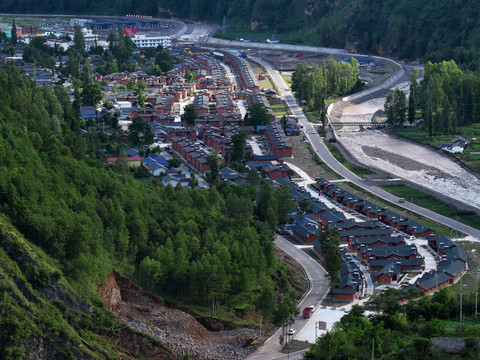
[251,55,480,240]
[246,234,329,360]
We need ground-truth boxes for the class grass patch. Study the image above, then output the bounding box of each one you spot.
[325,143,375,176]
[281,339,312,353]
[305,108,321,122]
[382,184,480,231]
[442,318,480,335]
[259,78,273,89]
[247,59,266,74]
[280,73,292,88]
[304,142,324,166]
[271,103,290,116]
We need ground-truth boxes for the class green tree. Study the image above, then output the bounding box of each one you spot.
[73,25,85,54]
[408,69,419,125]
[385,89,407,126]
[186,71,196,82]
[257,182,277,224]
[167,157,182,168]
[64,48,83,79]
[245,103,270,126]
[246,168,260,186]
[155,51,174,74]
[231,130,248,162]
[318,225,342,282]
[299,199,311,213]
[206,151,219,183]
[441,97,452,134]
[80,61,93,86]
[108,26,135,68]
[181,103,198,126]
[133,81,146,107]
[281,115,287,131]
[189,172,199,188]
[273,290,299,327]
[324,231,342,283]
[81,82,103,106]
[276,186,293,224]
[11,19,17,46]
[128,116,154,146]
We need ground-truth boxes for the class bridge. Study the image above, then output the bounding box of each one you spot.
[330,122,387,127]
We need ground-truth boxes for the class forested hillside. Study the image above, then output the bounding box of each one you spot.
[0,65,296,357]
[4,0,480,68]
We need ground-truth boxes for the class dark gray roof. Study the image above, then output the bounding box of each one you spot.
[339,227,392,238]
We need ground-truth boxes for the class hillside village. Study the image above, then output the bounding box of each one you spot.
[0,17,469,305]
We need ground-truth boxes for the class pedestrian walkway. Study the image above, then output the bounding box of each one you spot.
[348,256,374,296]
[284,161,315,186]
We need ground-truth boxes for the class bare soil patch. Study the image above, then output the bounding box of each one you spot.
[98,272,257,360]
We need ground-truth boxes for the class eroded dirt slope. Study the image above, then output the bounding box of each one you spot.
[98,272,257,360]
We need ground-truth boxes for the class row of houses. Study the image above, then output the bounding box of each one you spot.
[332,253,364,301]
[219,50,259,91]
[314,178,434,238]
[412,235,467,295]
[313,177,469,299]
[170,136,211,174]
[276,176,468,301]
[265,122,293,158]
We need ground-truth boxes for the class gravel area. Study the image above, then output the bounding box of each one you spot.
[337,130,480,210]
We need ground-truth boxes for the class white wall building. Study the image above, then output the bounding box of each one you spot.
[46,39,71,51]
[82,28,100,51]
[131,34,172,48]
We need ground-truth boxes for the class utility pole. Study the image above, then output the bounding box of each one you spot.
[259,315,262,342]
[476,270,478,320]
[372,338,375,360]
[222,15,227,35]
[460,274,463,323]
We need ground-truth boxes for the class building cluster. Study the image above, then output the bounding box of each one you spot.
[441,136,469,154]
[0,17,174,56]
[273,176,468,302]
[90,47,291,181]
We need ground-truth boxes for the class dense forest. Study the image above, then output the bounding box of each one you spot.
[291,58,360,124]
[0,65,298,357]
[4,0,480,68]
[382,60,480,135]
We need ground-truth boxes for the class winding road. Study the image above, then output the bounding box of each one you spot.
[246,235,329,360]
[250,55,480,240]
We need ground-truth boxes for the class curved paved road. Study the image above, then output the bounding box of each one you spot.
[251,56,480,240]
[246,235,329,360]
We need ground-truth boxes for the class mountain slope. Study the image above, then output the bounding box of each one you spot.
[3,0,478,67]
[0,215,174,359]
